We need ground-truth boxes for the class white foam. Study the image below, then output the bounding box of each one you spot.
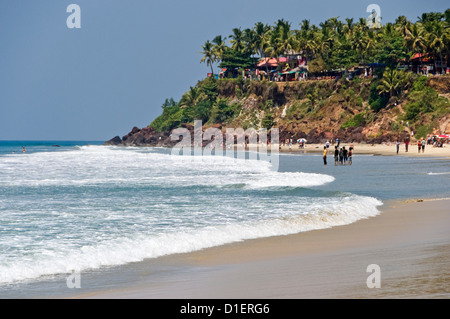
[0,146,380,285]
[0,194,382,285]
[427,172,450,175]
[0,146,335,189]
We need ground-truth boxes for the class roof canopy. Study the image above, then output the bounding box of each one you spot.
[257,57,287,68]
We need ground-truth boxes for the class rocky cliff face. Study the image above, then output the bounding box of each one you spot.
[105,126,175,147]
[105,76,450,147]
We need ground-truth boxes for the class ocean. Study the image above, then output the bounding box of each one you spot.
[0,141,449,298]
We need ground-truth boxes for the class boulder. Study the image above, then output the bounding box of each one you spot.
[104,136,122,145]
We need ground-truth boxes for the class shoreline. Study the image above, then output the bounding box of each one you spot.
[73,197,450,299]
[105,142,450,158]
[277,142,450,158]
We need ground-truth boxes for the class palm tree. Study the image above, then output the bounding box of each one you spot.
[200,40,216,77]
[364,29,378,62]
[276,19,296,62]
[229,28,245,52]
[427,20,449,74]
[300,19,311,33]
[243,28,257,56]
[352,29,367,65]
[253,22,271,73]
[405,23,426,73]
[357,18,368,31]
[212,35,228,63]
[344,18,354,36]
[377,67,407,98]
[253,22,271,58]
[179,86,206,109]
[395,15,411,37]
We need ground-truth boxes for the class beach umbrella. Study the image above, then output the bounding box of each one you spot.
[438,134,449,138]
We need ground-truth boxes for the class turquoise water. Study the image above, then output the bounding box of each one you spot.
[0,141,449,297]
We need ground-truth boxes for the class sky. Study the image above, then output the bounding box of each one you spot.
[0,0,448,141]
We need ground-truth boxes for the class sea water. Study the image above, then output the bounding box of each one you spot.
[0,141,449,298]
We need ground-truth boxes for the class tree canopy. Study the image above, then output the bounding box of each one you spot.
[200,10,449,74]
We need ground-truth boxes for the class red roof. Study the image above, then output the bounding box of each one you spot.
[410,53,431,61]
[257,57,287,67]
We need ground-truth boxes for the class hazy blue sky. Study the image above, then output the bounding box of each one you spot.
[1,0,448,141]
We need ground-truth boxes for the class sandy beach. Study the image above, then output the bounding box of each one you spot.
[68,144,450,300]
[278,142,450,158]
[77,197,450,299]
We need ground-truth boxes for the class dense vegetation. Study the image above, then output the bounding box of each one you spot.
[199,10,450,74]
[149,10,450,141]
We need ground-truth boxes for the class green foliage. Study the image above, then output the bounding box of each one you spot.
[308,57,327,74]
[341,113,366,129]
[198,77,219,101]
[219,48,256,70]
[415,125,433,139]
[260,99,274,111]
[149,104,183,133]
[261,113,276,129]
[210,98,241,124]
[285,101,309,121]
[376,67,411,98]
[391,121,402,132]
[194,100,213,123]
[410,75,428,92]
[373,29,409,67]
[369,81,389,111]
[405,87,438,120]
[161,98,177,109]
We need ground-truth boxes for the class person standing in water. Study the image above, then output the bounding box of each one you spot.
[339,148,344,165]
[342,146,348,165]
[22,146,26,153]
[323,146,327,166]
[334,146,339,166]
[348,146,353,165]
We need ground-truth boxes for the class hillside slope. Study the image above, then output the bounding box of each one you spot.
[105,75,450,147]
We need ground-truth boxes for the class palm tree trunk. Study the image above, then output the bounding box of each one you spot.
[433,51,438,75]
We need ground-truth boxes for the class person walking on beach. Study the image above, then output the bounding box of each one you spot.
[334,146,339,166]
[396,140,400,154]
[405,138,409,152]
[323,146,327,166]
[418,139,422,153]
[421,138,426,153]
[348,146,353,165]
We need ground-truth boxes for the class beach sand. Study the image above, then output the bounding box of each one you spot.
[78,198,450,299]
[278,142,450,158]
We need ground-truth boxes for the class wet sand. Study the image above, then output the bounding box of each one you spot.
[78,198,450,299]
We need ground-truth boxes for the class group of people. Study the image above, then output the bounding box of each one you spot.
[323,145,353,166]
[396,137,428,154]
